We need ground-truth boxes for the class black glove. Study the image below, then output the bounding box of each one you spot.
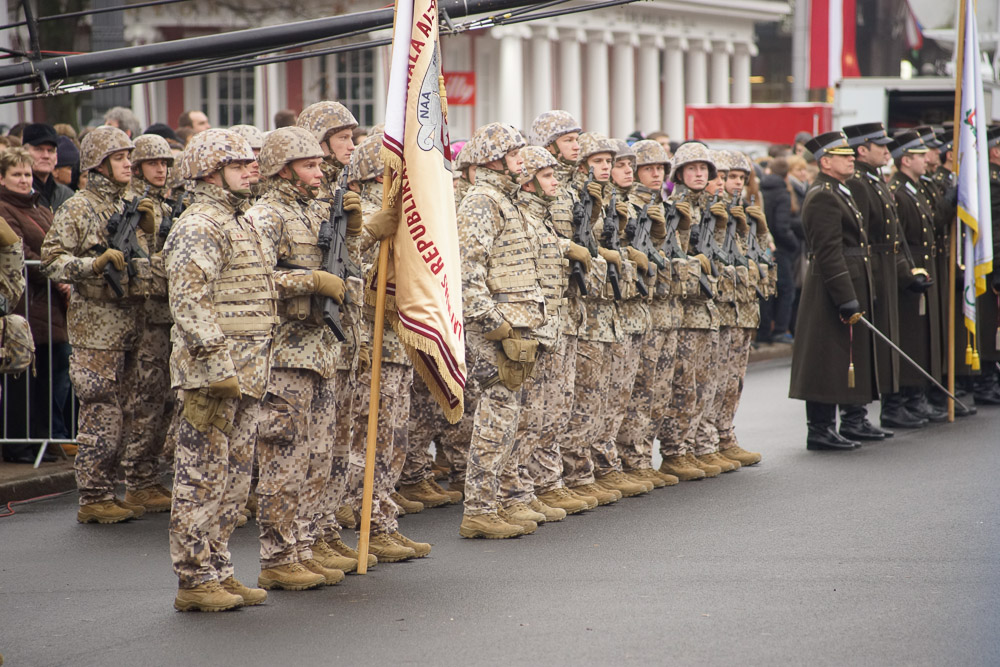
[945,185,958,208]
[838,299,862,324]
[907,274,933,293]
[992,272,1000,294]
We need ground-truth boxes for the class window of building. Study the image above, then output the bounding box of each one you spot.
[333,50,375,127]
[195,68,256,127]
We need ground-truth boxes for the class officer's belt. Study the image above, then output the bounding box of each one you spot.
[841,247,869,257]
[869,242,900,254]
[909,243,938,258]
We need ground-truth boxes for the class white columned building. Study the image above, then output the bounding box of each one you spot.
[584,30,612,135]
[529,27,556,124]
[710,40,732,105]
[637,36,663,134]
[494,25,529,132]
[611,34,637,137]
[732,42,755,105]
[558,30,585,125]
[686,39,709,107]
[663,38,686,139]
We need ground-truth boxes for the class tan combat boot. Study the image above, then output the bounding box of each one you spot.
[219,576,267,606]
[629,468,668,488]
[565,487,600,510]
[651,469,680,486]
[390,491,424,515]
[498,506,537,534]
[427,478,462,503]
[114,498,146,518]
[448,478,466,497]
[686,453,721,477]
[235,513,248,528]
[704,451,740,472]
[335,505,357,528]
[311,539,358,573]
[432,448,450,480]
[328,537,377,569]
[596,470,650,497]
[659,455,706,481]
[536,487,590,515]
[245,492,258,518]
[77,500,134,524]
[528,497,567,522]
[174,580,243,612]
[300,558,345,585]
[257,562,326,591]
[397,480,450,508]
[367,532,417,562]
[570,483,620,506]
[390,532,431,557]
[459,512,526,539]
[504,501,547,524]
[124,486,172,513]
[720,445,762,466]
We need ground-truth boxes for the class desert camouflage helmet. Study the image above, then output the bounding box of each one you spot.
[228,124,265,151]
[80,126,134,172]
[465,122,525,166]
[711,150,732,173]
[577,132,617,164]
[669,141,718,184]
[529,110,582,147]
[179,128,255,181]
[613,139,637,166]
[347,132,385,183]
[131,133,174,166]
[631,139,671,168]
[258,126,325,179]
[518,145,559,186]
[726,150,752,173]
[297,101,358,144]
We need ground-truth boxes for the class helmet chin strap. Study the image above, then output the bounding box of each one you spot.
[531,176,555,202]
[286,166,319,199]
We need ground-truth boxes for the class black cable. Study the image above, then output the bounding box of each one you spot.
[0,0,192,31]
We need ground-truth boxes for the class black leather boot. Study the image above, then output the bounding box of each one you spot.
[880,393,928,428]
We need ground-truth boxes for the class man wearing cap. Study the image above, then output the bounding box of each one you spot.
[842,122,927,434]
[53,136,80,189]
[23,123,74,212]
[789,131,878,450]
[888,131,947,423]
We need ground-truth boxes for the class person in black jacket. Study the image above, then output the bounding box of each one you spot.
[759,157,800,344]
[22,123,74,213]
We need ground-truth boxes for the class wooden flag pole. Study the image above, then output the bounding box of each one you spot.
[948,0,968,423]
[356,165,395,574]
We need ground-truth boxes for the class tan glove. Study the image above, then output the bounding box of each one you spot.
[746,205,768,236]
[710,202,729,229]
[675,201,693,230]
[207,376,242,400]
[312,270,346,304]
[93,248,126,274]
[615,201,632,230]
[586,180,604,204]
[484,320,513,341]
[693,253,712,276]
[647,205,666,225]
[730,205,749,234]
[363,206,400,241]
[343,191,363,235]
[626,246,649,274]
[0,216,18,246]
[358,341,371,373]
[598,246,622,270]
[647,205,666,238]
[566,241,592,272]
[137,198,157,234]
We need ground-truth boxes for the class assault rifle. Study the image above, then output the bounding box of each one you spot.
[743,195,770,284]
[627,201,665,292]
[159,190,191,241]
[657,201,714,299]
[315,173,360,342]
[569,167,598,296]
[101,193,148,298]
[600,187,624,300]
[720,195,764,299]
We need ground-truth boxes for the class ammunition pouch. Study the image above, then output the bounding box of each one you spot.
[496,336,539,391]
[735,265,752,302]
[182,388,233,435]
[127,257,153,299]
[717,265,737,303]
[258,395,298,446]
[283,295,312,321]
[0,314,35,375]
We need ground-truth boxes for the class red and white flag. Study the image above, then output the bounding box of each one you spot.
[379,0,467,423]
[809,0,861,90]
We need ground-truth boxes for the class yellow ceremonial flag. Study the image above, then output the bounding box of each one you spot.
[378,0,466,423]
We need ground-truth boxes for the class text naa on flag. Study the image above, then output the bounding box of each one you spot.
[377,0,467,423]
[956,0,993,333]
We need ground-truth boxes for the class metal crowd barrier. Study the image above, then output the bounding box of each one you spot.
[0,259,77,468]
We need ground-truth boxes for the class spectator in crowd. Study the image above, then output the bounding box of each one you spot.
[175,127,194,147]
[104,107,142,138]
[274,109,297,128]
[53,123,78,142]
[785,153,810,334]
[53,136,80,190]
[768,144,792,159]
[144,123,184,150]
[647,131,672,158]
[0,147,71,463]
[8,122,26,138]
[22,123,73,212]
[0,136,19,149]
[793,131,812,156]
[758,156,801,345]
[177,109,210,135]
[352,125,368,145]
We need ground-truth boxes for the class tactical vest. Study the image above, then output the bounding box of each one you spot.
[521,194,567,309]
[275,196,324,321]
[204,207,278,336]
[468,183,541,306]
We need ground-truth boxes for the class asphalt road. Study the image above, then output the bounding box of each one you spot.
[1,357,998,666]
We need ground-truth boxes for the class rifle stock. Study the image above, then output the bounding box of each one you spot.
[103,192,147,297]
[316,174,360,342]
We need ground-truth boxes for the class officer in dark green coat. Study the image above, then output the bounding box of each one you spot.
[789,131,878,451]
[975,127,1000,402]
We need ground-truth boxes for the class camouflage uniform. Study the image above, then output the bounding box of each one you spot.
[247,126,351,568]
[457,123,544,517]
[659,143,721,460]
[164,129,276,588]
[296,102,364,544]
[40,127,144,507]
[120,134,176,494]
[616,141,686,471]
[0,238,26,403]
